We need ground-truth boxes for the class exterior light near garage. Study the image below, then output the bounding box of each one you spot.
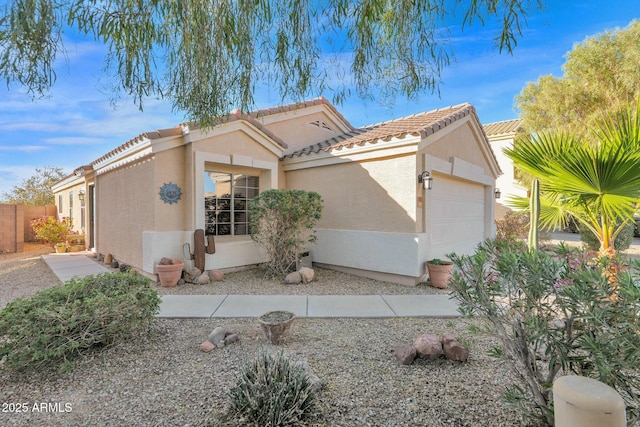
[494,188,501,199]
[418,171,432,190]
[78,189,86,201]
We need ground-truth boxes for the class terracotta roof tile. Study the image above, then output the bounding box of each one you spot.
[284,103,476,158]
[249,96,355,130]
[483,119,523,137]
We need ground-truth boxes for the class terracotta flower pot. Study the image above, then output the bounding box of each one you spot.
[156,262,184,287]
[426,261,453,289]
[258,311,296,344]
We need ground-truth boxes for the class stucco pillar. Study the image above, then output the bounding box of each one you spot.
[553,375,625,427]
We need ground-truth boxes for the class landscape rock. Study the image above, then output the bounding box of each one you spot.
[394,343,417,365]
[183,267,202,283]
[208,327,228,346]
[104,254,113,265]
[110,260,119,269]
[158,257,173,265]
[195,272,210,285]
[200,340,215,353]
[413,333,443,360]
[442,334,469,362]
[208,269,224,282]
[298,267,315,283]
[284,271,302,284]
[96,253,104,262]
[224,333,239,345]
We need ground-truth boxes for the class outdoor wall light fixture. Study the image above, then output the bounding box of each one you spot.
[494,188,501,199]
[78,189,86,201]
[418,171,433,190]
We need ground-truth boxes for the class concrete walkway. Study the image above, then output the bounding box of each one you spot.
[41,253,460,318]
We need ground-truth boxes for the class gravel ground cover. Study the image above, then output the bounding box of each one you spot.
[17,242,637,426]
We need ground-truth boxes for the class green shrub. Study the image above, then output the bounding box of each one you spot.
[579,220,634,252]
[249,189,323,276]
[0,272,160,372]
[217,351,322,427]
[448,239,640,426]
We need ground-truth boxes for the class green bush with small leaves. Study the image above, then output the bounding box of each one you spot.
[0,273,160,372]
[217,351,322,427]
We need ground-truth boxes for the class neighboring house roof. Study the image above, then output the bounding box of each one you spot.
[483,118,523,137]
[284,103,478,158]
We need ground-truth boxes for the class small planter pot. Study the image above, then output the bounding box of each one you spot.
[258,310,296,344]
[54,245,67,253]
[156,262,184,287]
[426,261,453,289]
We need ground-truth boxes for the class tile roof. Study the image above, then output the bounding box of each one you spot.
[249,96,355,131]
[283,103,476,158]
[483,118,523,137]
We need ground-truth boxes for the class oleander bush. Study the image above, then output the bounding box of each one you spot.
[217,351,322,427]
[448,239,640,426]
[495,210,530,241]
[0,273,160,372]
[249,189,323,277]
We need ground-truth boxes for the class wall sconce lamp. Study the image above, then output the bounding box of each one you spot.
[418,171,433,190]
[78,189,86,202]
[494,188,501,199]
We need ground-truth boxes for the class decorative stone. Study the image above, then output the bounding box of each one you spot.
[110,260,119,269]
[177,279,185,286]
[183,267,201,283]
[119,263,130,273]
[159,257,173,265]
[208,327,228,346]
[208,269,224,282]
[224,333,239,345]
[394,343,417,365]
[200,340,215,353]
[96,253,104,262]
[104,254,113,265]
[298,267,315,283]
[195,272,210,284]
[413,333,443,360]
[442,334,469,362]
[284,271,302,284]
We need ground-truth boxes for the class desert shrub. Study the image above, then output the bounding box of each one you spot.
[448,239,640,426]
[579,220,634,252]
[0,273,160,372]
[217,351,322,427]
[495,210,529,241]
[249,189,323,276]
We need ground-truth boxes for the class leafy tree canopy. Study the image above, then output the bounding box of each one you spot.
[516,19,640,135]
[1,166,65,205]
[1,0,543,127]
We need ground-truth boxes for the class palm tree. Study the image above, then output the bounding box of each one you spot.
[504,103,640,256]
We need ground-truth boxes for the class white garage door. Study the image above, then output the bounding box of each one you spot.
[429,175,486,257]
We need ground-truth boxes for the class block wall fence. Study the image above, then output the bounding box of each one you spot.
[0,204,57,253]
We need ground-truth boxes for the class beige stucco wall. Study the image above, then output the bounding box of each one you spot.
[96,155,157,269]
[426,121,495,177]
[54,182,89,235]
[285,153,417,233]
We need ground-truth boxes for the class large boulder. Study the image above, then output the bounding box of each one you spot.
[442,334,469,362]
[298,267,315,284]
[284,271,302,284]
[394,343,417,365]
[183,267,202,283]
[195,272,210,285]
[413,333,443,360]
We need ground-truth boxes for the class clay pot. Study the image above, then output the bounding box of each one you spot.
[156,262,184,287]
[258,311,296,344]
[426,261,453,289]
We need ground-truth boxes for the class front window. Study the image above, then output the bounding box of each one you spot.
[204,171,259,236]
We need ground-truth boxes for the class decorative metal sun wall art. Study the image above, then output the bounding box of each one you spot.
[159,182,182,204]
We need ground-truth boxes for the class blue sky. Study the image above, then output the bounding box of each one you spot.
[1,1,638,198]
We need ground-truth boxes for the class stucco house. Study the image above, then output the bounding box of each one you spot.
[53,97,501,285]
[483,119,527,219]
